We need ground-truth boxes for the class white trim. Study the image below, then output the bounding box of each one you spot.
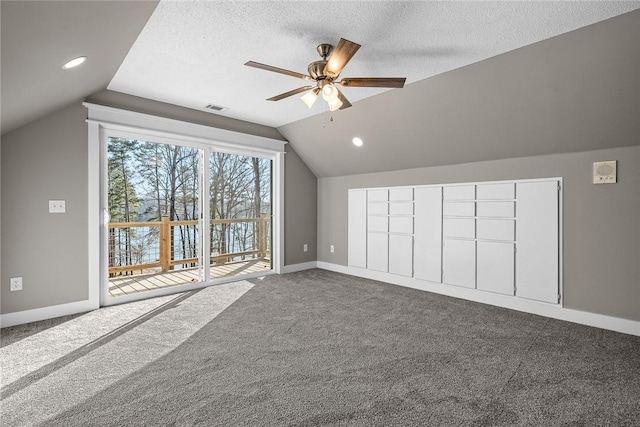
[87,121,101,309]
[83,103,286,153]
[283,261,318,273]
[317,262,640,337]
[273,152,285,273]
[317,261,350,275]
[0,299,98,328]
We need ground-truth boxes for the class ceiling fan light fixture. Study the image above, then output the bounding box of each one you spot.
[328,98,343,112]
[301,88,320,108]
[245,37,406,113]
[321,83,339,102]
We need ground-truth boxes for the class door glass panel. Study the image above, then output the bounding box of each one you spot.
[107,137,203,297]
[209,152,272,279]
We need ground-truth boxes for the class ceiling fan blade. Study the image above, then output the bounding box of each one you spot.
[338,77,406,88]
[323,38,361,79]
[245,61,312,81]
[267,86,314,101]
[337,88,352,110]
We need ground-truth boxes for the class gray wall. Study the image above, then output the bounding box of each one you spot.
[1,92,318,315]
[1,103,89,313]
[318,145,640,321]
[284,144,317,266]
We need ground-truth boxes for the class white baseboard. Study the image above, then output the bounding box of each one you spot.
[317,262,640,337]
[5,263,637,337]
[0,299,99,328]
[283,261,318,274]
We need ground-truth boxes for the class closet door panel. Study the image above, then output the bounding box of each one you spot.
[368,203,388,215]
[477,219,515,241]
[389,202,413,215]
[389,234,413,277]
[389,188,413,201]
[367,233,388,272]
[516,181,559,304]
[389,216,413,234]
[477,241,514,295]
[476,183,515,200]
[477,201,514,218]
[348,190,367,268]
[443,202,475,217]
[368,189,388,202]
[443,218,475,239]
[443,239,476,288]
[368,216,388,232]
[414,187,443,282]
[443,185,475,200]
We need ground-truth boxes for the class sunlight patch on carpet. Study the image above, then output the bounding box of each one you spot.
[0,280,253,425]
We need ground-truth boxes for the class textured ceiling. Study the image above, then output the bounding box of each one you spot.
[110,1,640,128]
[2,1,639,178]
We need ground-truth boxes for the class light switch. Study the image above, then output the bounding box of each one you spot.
[49,200,66,213]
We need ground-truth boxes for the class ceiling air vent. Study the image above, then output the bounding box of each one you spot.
[204,103,229,112]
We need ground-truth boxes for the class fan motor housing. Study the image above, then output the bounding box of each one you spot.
[308,60,328,80]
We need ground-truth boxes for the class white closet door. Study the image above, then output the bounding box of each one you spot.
[444,185,475,200]
[443,218,475,239]
[443,239,476,288]
[443,202,475,217]
[389,216,413,234]
[368,215,388,232]
[516,180,559,303]
[389,234,413,277]
[476,183,515,200]
[477,219,515,241]
[367,233,388,272]
[414,187,442,282]
[348,190,367,268]
[477,201,514,218]
[477,241,514,295]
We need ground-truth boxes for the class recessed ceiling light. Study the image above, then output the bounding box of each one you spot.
[62,56,87,70]
[352,137,364,147]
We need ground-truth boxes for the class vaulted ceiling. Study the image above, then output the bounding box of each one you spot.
[2,1,639,177]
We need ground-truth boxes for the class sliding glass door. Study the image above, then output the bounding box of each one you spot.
[103,133,274,304]
[209,152,272,280]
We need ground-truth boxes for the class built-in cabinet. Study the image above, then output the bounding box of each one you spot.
[413,187,442,283]
[348,178,561,305]
[348,189,367,269]
[364,188,414,276]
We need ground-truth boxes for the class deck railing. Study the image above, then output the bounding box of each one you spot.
[108,215,270,276]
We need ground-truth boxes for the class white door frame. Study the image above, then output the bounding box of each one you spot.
[85,103,286,306]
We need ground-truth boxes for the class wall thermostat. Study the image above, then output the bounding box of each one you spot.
[593,161,617,184]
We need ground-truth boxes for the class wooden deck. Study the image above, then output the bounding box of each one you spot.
[108,259,271,297]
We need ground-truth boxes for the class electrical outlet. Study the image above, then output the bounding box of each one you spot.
[303,244,308,252]
[10,277,23,291]
[330,245,335,253]
[49,200,66,213]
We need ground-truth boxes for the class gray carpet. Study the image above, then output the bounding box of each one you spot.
[2,269,639,426]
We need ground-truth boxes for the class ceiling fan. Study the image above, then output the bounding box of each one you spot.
[245,38,406,111]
